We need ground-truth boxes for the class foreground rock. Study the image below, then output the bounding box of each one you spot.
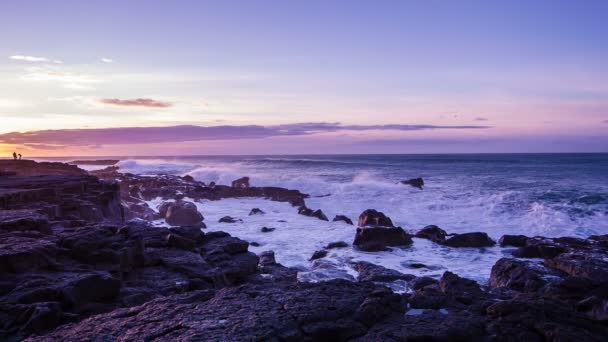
[162,200,205,227]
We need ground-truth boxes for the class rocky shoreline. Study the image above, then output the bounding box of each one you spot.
[1,160,607,341]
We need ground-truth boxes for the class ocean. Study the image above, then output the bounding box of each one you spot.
[60,153,608,285]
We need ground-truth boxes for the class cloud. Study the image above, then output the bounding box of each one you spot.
[474,117,489,121]
[101,58,113,63]
[99,98,172,108]
[20,67,102,90]
[602,120,608,124]
[22,143,65,150]
[9,55,62,63]
[0,122,490,148]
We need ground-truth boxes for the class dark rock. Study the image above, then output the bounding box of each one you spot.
[353,261,415,282]
[312,209,329,221]
[443,232,496,248]
[310,250,328,261]
[166,233,196,250]
[298,206,313,216]
[0,160,87,176]
[0,210,51,234]
[489,258,551,292]
[401,177,424,189]
[249,208,265,215]
[68,160,119,166]
[333,215,353,225]
[260,227,275,233]
[325,241,349,249]
[181,175,195,182]
[164,200,204,227]
[259,250,276,266]
[499,234,529,247]
[218,216,241,223]
[358,209,394,228]
[409,276,438,290]
[512,238,567,259]
[353,226,413,251]
[407,263,428,269]
[169,226,204,242]
[415,225,447,243]
[231,176,250,188]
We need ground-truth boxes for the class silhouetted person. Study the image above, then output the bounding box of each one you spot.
[12,152,17,160]
[18,154,22,160]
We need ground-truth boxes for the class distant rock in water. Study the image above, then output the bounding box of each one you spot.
[249,208,265,215]
[325,241,349,249]
[298,206,329,221]
[309,250,328,261]
[164,200,205,228]
[415,225,447,244]
[219,216,242,223]
[261,227,275,233]
[499,234,529,247]
[68,159,119,166]
[443,232,496,248]
[181,174,195,182]
[401,177,424,189]
[353,226,413,251]
[333,215,353,225]
[358,209,394,227]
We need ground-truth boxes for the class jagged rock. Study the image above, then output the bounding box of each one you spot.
[489,258,552,292]
[261,227,275,233]
[353,227,413,251]
[309,250,328,261]
[499,234,529,247]
[249,208,265,215]
[358,209,394,228]
[415,225,447,243]
[401,177,424,189]
[443,232,496,248]
[325,241,349,249]
[333,215,353,225]
[312,209,329,221]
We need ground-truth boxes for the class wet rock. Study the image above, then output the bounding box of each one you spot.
[415,225,447,243]
[512,238,567,259]
[249,208,265,215]
[218,216,241,223]
[231,176,250,188]
[358,209,394,228]
[499,234,529,247]
[443,232,496,248]
[489,258,551,292]
[259,250,276,266]
[333,215,353,225]
[325,241,349,249]
[260,227,275,233]
[353,261,415,283]
[309,250,328,261]
[164,200,204,227]
[353,227,413,251]
[410,276,438,290]
[169,226,204,242]
[312,209,329,221]
[298,206,313,216]
[401,177,424,189]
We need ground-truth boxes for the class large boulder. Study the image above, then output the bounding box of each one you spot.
[358,209,394,228]
[353,227,413,251]
[164,200,204,227]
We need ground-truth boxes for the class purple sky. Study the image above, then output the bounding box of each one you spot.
[0,0,607,155]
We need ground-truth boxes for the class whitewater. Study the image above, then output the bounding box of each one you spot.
[66,154,608,285]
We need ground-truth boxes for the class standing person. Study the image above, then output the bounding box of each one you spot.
[18,154,22,160]
[12,152,17,160]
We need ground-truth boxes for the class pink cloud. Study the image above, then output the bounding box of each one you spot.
[99,98,172,108]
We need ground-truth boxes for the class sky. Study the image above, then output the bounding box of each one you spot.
[0,0,607,156]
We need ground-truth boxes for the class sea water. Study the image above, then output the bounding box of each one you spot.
[67,154,608,284]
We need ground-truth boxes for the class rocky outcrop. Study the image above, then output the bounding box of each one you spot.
[353,210,412,251]
[358,209,394,227]
[499,234,528,247]
[231,176,250,188]
[401,177,424,189]
[68,160,119,166]
[297,206,329,221]
[162,200,204,227]
[0,160,87,176]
